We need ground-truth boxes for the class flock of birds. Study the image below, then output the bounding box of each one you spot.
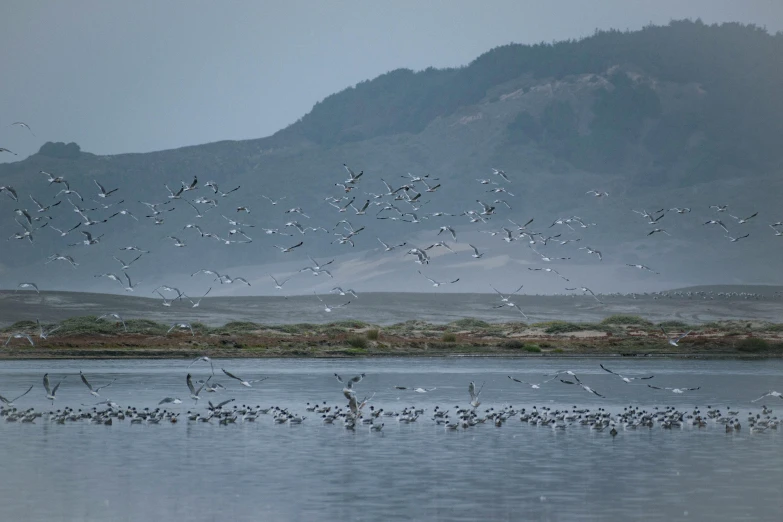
[2,135,781,341]
[1,361,781,436]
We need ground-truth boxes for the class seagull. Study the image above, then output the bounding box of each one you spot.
[186,288,211,308]
[586,190,608,197]
[660,326,691,347]
[79,371,116,397]
[54,182,83,201]
[491,284,524,305]
[769,225,783,237]
[284,207,310,218]
[343,164,364,184]
[4,333,35,347]
[438,226,457,241]
[11,121,35,136]
[222,368,266,388]
[30,195,61,213]
[97,313,127,331]
[530,246,570,262]
[0,185,19,201]
[468,381,484,409]
[560,379,604,397]
[43,373,65,403]
[729,212,758,224]
[0,385,34,406]
[0,147,17,156]
[527,267,569,281]
[468,244,484,259]
[725,234,750,242]
[314,292,350,313]
[476,201,496,216]
[268,274,290,290]
[186,373,207,401]
[626,264,659,275]
[166,236,186,248]
[491,168,510,182]
[377,238,407,252]
[49,222,82,237]
[710,205,728,212]
[578,246,603,261]
[647,384,700,394]
[45,254,79,267]
[119,246,150,254]
[647,228,670,236]
[69,230,104,246]
[330,287,358,298]
[425,241,455,253]
[113,254,143,270]
[165,184,185,200]
[158,397,182,405]
[507,375,557,389]
[577,287,603,303]
[335,373,366,384]
[93,179,118,198]
[751,391,783,403]
[273,241,304,253]
[599,364,654,383]
[703,220,730,233]
[418,271,459,287]
[188,355,215,375]
[168,322,195,335]
[669,207,691,214]
[37,319,61,340]
[16,282,40,294]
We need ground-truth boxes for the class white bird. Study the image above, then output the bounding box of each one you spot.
[527,267,569,281]
[37,319,61,340]
[112,254,143,270]
[4,333,35,347]
[93,179,118,198]
[0,385,34,406]
[491,284,524,305]
[418,271,459,287]
[599,364,654,383]
[468,381,484,409]
[647,384,700,394]
[43,373,64,403]
[222,368,267,388]
[11,121,35,136]
[49,222,82,237]
[121,272,141,292]
[80,371,116,397]
[468,244,484,259]
[166,236,186,247]
[725,234,750,242]
[314,292,350,313]
[158,397,183,405]
[578,246,602,261]
[186,373,207,401]
[330,287,358,298]
[16,282,40,294]
[703,220,729,233]
[168,322,195,336]
[729,212,758,224]
[268,274,290,290]
[491,168,510,182]
[188,355,215,375]
[377,237,407,252]
[751,391,783,403]
[437,226,457,241]
[273,241,304,253]
[186,288,211,308]
[660,326,691,347]
[626,264,659,275]
[261,195,286,205]
[45,254,78,267]
[586,190,608,197]
[507,375,557,389]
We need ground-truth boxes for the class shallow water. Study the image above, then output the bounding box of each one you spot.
[1,357,781,521]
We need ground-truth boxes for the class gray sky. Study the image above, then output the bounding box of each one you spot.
[1,0,781,162]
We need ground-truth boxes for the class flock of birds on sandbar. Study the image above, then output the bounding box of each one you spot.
[0,358,781,437]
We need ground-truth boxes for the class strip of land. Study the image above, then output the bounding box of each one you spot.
[2,315,782,359]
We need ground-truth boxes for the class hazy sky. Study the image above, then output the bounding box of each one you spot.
[1,0,781,162]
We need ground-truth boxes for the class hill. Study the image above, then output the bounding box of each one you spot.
[1,20,781,297]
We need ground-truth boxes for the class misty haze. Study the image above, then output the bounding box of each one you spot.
[1,2,782,522]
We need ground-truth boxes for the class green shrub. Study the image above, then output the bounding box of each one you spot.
[600,315,653,326]
[658,320,691,329]
[524,345,542,353]
[540,321,586,334]
[736,338,770,353]
[441,333,457,343]
[502,339,525,349]
[366,329,379,340]
[346,336,368,349]
[450,318,490,329]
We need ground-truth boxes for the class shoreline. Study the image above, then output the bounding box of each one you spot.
[2,315,782,360]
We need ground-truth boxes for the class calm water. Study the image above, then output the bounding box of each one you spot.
[1,357,781,522]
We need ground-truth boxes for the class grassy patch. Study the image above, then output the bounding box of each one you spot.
[736,338,770,353]
[366,329,379,340]
[501,339,525,349]
[346,336,368,349]
[535,321,588,334]
[449,318,490,329]
[600,315,653,327]
[441,333,457,343]
[524,345,542,353]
